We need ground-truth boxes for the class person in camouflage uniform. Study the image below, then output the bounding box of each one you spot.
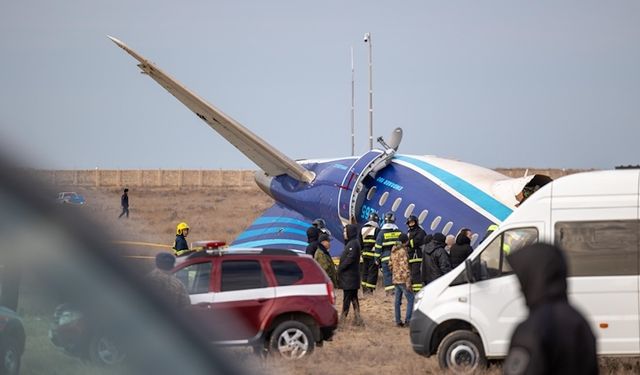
[388,233,414,327]
[314,233,337,286]
[145,252,191,309]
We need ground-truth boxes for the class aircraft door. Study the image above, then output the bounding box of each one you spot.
[337,149,392,224]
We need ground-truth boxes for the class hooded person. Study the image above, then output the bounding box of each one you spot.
[449,229,474,268]
[314,233,337,287]
[421,233,452,285]
[503,243,597,375]
[305,226,321,256]
[337,224,363,325]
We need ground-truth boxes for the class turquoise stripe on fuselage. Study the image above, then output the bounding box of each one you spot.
[252,216,310,228]
[235,227,307,241]
[230,239,309,248]
[395,155,512,221]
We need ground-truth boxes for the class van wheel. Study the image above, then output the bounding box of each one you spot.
[269,321,315,360]
[437,330,487,373]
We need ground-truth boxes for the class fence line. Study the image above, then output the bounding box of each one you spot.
[28,170,256,188]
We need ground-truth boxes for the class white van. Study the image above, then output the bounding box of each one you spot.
[410,170,640,372]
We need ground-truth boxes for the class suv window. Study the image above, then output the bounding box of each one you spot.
[270,260,304,286]
[555,220,639,277]
[221,260,267,291]
[175,262,212,294]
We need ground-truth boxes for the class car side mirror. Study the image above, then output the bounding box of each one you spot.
[465,259,476,284]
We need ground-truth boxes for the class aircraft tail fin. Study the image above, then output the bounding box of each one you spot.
[108,36,315,183]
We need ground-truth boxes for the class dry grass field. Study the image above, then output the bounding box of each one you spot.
[56,184,640,374]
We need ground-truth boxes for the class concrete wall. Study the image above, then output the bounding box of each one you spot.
[27,170,256,188]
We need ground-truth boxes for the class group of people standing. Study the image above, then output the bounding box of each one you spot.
[306,212,477,327]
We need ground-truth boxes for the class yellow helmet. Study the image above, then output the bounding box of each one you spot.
[176,222,190,235]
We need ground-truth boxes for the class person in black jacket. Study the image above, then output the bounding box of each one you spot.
[421,233,452,285]
[449,228,473,268]
[504,243,597,375]
[338,224,363,325]
[406,215,426,292]
[118,188,129,218]
[305,225,321,256]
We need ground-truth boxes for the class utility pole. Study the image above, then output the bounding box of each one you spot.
[364,32,373,150]
[350,46,355,156]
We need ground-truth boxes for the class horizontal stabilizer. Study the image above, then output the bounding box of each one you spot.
[108,36,315,183]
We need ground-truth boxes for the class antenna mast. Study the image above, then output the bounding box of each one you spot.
[350,46,355,156]
[364,32,373,150]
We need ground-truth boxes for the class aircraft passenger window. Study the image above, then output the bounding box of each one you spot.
[474,227,538,281]
[391,197,402,212]
[379,191,389,206]
[555,220,639,277]
[430,216,442,231]
[442,221,453,235]
[175,262,212,295]
[404,204,415,218]
[366,186,377,201]
[221,261,267,291]
[418,210,429,224]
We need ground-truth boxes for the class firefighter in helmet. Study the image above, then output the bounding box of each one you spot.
[375,212,403,295]
[360,212,380,294]
[173,222,191,257]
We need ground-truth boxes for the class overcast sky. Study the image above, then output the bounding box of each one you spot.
[1,1,638,170]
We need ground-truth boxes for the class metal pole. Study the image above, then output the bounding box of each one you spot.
[351,46,355,156]
[365,32,373,150]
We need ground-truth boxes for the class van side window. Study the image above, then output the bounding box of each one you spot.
[174,262,212,294]
[475,227,538,281]
[555,220,639,277]
[221,260,267,291]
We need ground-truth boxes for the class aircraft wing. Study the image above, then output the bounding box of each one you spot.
[108,36,315,184]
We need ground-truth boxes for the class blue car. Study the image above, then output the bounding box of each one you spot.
[56,192,85,206]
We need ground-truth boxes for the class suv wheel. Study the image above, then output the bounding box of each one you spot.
[89,334,126,366]
[0,337,21,375]
[437,330,487,373]
[270,321,315,360]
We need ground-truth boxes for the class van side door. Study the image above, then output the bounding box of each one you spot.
[469,226,541,356]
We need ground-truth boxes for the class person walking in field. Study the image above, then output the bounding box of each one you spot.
[388,233,414,327]
[118,188,129,218]
[337,224,364,325]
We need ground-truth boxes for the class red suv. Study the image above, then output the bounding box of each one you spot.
[173,248,338,359]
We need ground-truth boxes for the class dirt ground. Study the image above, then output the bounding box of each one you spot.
[62,185,640,375]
